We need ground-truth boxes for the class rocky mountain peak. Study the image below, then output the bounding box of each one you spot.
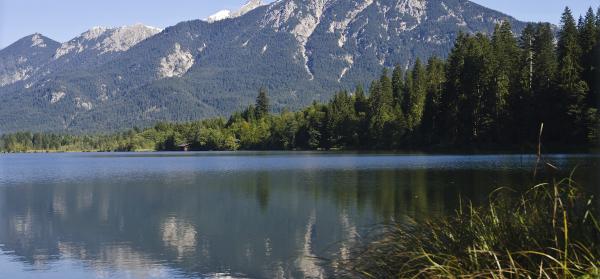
[206,0,265,22]
[54,24,161,59]
[1,33,58,51]
[82,26,109,40]
[30,33,49,48]
[96,24,162,54]
[0,34,60,88]
[232,0,264,17]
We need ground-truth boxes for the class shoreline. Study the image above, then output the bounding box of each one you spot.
[2,146,598,155]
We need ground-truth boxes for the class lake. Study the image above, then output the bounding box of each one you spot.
[0,152,598,278]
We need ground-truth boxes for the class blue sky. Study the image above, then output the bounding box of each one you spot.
[0,0,598,48]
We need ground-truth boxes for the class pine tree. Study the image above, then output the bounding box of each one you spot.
[579,7,599,108]
[390,103,407,148]
[406,59,428,131]
[367,80,383,144]
[587,7,600,142]
[597,7,600,29]
[353,85,370,147]
[392,64,405,107]
[519,24,536,93]
[420,57,446,143]
[487,21,519,142]
[391,65,408,146]
[512,24,537,142]
[578,16,585,34]
[557,7,589,142]
[440,32,468,144]
[402,67,414,118]
[530,23,559,141]
[255,87,270,119]
[368,75,394,147]
[579,8,598,63]
[354,85,368,116]
[455,34,492,144]
[558,8,582,67]
[532,24,558,94]
[380,68,394,106]
[328,91,358,148]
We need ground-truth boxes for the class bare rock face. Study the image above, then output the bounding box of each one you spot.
[97,24,162,54]
[328,0,374,47]
[261,0,336,79]
[54,24,161,59]
[50,91,66,104]
[232,0,264,17]
[158,44,194,79]
[396,0,427,22]
[30,34,48,48]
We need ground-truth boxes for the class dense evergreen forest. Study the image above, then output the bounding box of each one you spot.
[1,7,599,153]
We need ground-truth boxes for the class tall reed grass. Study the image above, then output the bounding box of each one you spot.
[338,175,599,278]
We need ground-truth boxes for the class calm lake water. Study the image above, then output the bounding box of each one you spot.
[0,152,598,278]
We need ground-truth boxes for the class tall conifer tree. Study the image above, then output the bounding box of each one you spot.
[392,64,405,107]
[512,24,537,142]
[489,22,519,141]
[421,57,446,143]
[406,59,428,131]
[440,32,468,143]
[530,23,559,140]
[557,7,589,142]
[255,87,270,119]
[579,8,599,108]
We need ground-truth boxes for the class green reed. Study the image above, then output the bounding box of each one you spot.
[338,176,600,278]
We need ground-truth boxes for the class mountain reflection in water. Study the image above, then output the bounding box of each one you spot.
[0,153,597,278]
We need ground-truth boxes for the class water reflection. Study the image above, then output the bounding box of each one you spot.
[0,153,597,278]
[295,210,324,279]
[162,217,198,259]
[58,242,171,278]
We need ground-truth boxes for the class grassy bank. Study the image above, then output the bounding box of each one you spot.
[338,176,600,278]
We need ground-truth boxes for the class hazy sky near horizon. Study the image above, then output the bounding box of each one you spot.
[0,0,598,48]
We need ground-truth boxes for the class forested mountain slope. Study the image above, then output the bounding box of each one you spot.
[0,0,527,133]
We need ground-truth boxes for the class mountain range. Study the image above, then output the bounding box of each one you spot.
[0,0,527,133]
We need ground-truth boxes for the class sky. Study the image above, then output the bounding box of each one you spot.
[0,0,598,49]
